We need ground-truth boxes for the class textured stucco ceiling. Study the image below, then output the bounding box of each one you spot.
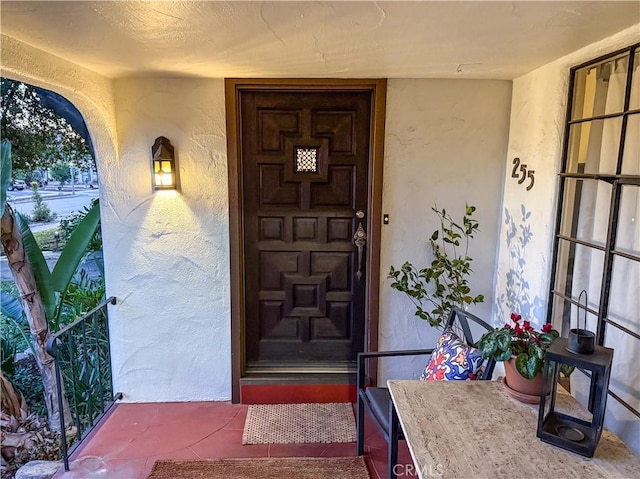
[1,1,639,79]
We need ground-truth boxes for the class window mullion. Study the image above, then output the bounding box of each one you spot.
[596,180,622,345]
[567,108,640,125]
[546,59,579,325]
[615,46,637,175]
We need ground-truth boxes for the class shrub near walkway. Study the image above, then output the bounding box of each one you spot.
[27,184,56,224]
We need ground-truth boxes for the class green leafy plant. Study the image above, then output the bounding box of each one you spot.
[388,205,484,328]
[57,308,112,440]
[10,355,46,416]
[28,182,57,223]
[1,139,100,429]
[54,271,105,331]
[1,336,17,376]
[477,313,560,379]
[59,198,102,252]
[0,304,32,356]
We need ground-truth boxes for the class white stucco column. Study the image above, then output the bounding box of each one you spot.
[106,78,231,401]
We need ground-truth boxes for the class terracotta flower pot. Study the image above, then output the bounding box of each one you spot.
[503,356,551,400]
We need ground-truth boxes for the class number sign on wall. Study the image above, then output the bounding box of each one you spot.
[511,158,535,191]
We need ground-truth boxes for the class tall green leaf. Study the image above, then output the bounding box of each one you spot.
[1,140,11,208]
[51,200,100,295]
[1,291,23,322]
[15,212,56,319]
[3,139,56,319]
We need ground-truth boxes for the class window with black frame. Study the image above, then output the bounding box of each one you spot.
[548,44,639,422]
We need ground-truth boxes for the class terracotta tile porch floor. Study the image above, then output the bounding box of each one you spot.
[52,401,417,479]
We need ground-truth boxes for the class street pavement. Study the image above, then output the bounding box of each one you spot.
[1,251,102,282]
[8,186,99,226]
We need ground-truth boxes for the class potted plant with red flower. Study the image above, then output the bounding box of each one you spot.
[477,313,561,400]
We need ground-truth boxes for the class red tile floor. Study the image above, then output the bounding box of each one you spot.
[53,401,417,479]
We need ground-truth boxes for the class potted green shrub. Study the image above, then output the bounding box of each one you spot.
[388,205,484,329]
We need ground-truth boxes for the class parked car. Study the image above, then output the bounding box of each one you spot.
[8,179,26,191]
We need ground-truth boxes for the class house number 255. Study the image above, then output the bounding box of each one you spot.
[511,158,535,191]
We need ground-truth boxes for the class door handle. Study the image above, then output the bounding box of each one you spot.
[353,222,367,281]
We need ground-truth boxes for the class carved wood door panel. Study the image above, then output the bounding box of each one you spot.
[241,90,371,367]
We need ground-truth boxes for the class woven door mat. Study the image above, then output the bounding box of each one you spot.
[148,456,370,479]
[242,402,356,444]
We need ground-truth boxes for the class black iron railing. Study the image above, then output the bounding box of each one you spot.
[46,296,122,471]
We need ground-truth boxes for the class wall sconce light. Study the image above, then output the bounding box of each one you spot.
[151,136,178,190]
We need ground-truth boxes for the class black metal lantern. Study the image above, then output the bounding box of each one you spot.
[537,337,613,457]
[151,136,178,190]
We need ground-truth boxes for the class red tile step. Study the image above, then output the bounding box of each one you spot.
[240,383,356,404]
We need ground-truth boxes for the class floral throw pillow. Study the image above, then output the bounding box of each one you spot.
[419,328,484,381]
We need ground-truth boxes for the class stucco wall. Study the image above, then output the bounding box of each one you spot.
[107,78,231,401]
[378,79,512,382]
[495,24,640,455]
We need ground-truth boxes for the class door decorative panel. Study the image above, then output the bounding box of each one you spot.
[241,91,371,365]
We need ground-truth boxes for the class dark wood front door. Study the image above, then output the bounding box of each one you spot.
[240,89,372,368]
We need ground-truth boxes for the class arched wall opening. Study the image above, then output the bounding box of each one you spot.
[2,35,234,402]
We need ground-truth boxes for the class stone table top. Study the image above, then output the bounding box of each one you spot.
[387,380,640,479]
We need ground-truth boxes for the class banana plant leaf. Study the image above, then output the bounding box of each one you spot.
[14,212,56,319]
[51,200,100,295]
[11,200,101,322]
[1,292,24,322]
[2,139,56,319]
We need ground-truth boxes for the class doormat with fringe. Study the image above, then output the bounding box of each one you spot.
[148,456,370,479]
[242,402,356,444]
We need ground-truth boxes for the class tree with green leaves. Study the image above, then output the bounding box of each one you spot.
[1,140,101,431]
[388,205,485,329]
[49,161,72,186]
[1,78,93,175]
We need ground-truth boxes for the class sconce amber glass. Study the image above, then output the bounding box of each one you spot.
[151,137,177,190]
